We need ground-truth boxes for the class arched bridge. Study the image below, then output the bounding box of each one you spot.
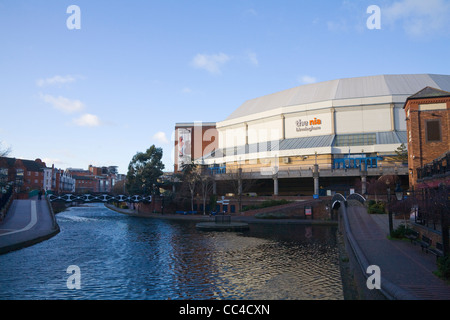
[331,192,366,210]
[48,193,152,203]
[347,192,366,204]
[331,193,346,210]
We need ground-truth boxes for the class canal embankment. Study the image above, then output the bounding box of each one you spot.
[0,197,60,255]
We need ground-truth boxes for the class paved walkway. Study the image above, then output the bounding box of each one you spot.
[0,197,59,254]
[343,203,450,300]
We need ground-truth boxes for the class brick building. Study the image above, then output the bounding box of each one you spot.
[0,157,47,193]
[0,157,76,194]
[404,87,450,188]
[67,165,118,193]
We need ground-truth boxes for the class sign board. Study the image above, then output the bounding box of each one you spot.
[305,206,312,216]
[217,197,229,205]
[313,194,319,199]
[285,112,332,139]
[350,188,355,195]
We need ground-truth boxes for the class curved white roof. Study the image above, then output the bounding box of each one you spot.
[225,74,450,121]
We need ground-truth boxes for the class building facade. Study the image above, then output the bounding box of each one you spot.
[174,122,218,172]
[0,157,47,193]
[68,165,118,193]
[404,86,450,189]
[190,74,450,196]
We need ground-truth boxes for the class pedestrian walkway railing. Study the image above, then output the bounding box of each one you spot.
[0,188,14,222]
[48,193,152,203]
[339,199,417,300]
[45,195,59,231]
[347,193,366,204]
[215,215,231,224]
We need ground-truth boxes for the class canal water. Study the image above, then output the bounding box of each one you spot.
[0,203,344,300]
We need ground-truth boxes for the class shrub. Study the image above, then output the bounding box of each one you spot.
[367,201,386,214]
[391,224,407,239]
[367,200,376,207]
[437,255,450,280]
[242,199,291,211]
[255,212,289,219]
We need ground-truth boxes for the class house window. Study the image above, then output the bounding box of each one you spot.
[426,120,441,142]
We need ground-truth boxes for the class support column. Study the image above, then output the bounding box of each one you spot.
[238,168,243,196]
[213,180,217,195]
[361,161,367,195]
[313,164,319,196]
[273,176,279,196]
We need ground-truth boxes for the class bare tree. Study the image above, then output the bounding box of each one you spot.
[181,161,199,212]
[198,168,214,215]
[0,142,11,157]
[224,168,257,213]
[367,175,399,201]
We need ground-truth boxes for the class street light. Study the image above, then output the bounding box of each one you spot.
[395,183,403,201]
[386,180,393,236]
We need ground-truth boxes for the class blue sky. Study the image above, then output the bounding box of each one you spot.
[1,0,450,174]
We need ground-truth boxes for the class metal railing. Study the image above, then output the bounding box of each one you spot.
[0,188,14,221]
[417,152,450,181]
[215,215,231,224]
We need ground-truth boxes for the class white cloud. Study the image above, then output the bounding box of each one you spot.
[36,75,78,87]
[191,53,231,74]
[298,75,317,84]
[40,93,85,114]
[181,87,192,94]
[153,131,169,144]
[73,114,101,127]
[383,0,450,37]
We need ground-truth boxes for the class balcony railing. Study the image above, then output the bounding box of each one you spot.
[417,152,450,181]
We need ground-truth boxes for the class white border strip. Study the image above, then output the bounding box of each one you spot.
[0,201,37,236]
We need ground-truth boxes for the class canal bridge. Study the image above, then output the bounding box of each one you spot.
[48,193,152,203]
[331,192,366,210]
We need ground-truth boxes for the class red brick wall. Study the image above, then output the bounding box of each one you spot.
[405,98,450,187]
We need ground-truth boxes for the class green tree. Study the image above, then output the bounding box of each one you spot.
[126,145,165,194]
[393,143,408,163]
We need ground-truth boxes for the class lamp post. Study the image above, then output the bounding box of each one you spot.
[395,183,405,230]
[386,181,393,236]
[395,183,403,202]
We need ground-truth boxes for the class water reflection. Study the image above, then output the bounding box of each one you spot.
[0,204,343,300]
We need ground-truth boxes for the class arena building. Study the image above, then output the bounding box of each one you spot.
[187,74,450,197]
